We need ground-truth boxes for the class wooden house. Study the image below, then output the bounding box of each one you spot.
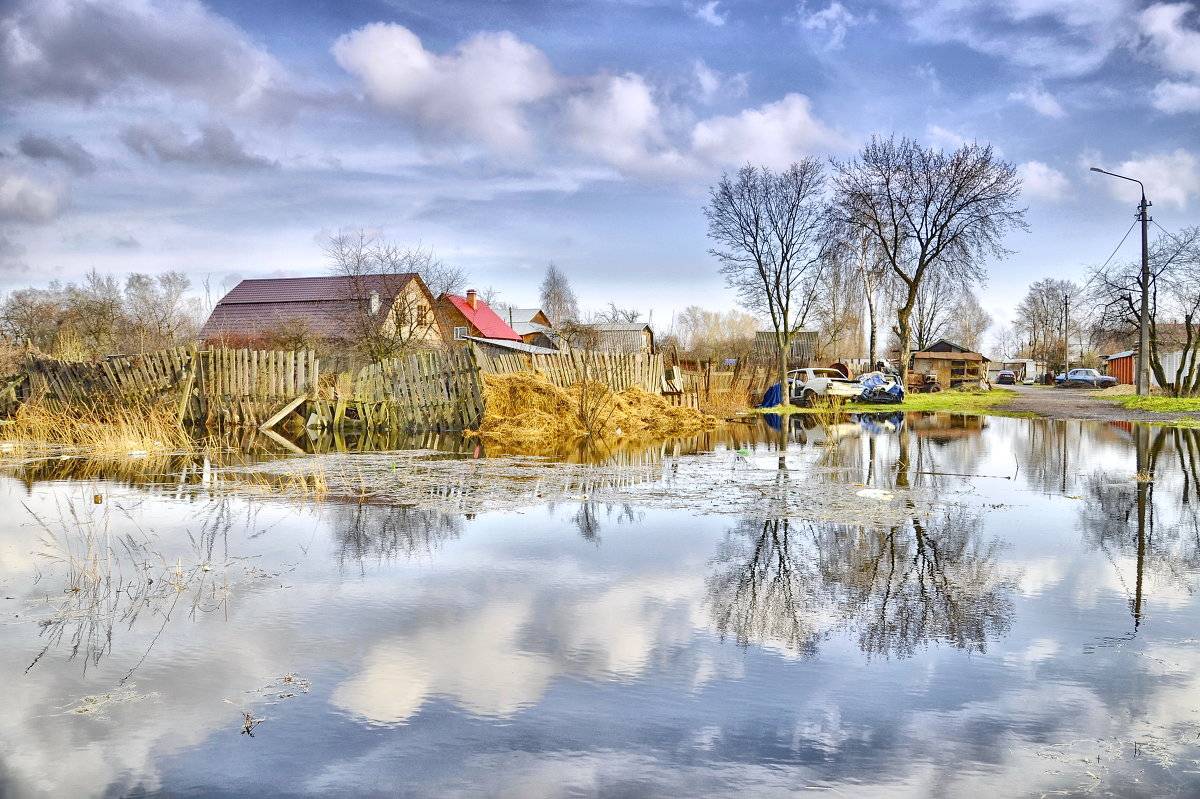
[910,339,989,388]
[199,273,441,347]
[500,307,562,350]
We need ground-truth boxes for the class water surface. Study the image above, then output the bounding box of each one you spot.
[2,414,1199,797]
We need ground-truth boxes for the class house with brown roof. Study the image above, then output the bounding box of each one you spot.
[199,273,441,348]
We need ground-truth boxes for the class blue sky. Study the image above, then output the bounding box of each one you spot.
[2,0,1199,338]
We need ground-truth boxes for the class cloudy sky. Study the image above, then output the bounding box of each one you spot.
[2,0,1199,334]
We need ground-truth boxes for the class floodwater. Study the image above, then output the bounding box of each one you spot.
[2,414,1200,798]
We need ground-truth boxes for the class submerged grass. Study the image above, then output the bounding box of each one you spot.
[0,396,191,458]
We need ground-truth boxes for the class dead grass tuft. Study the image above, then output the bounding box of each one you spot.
[474,371,717,454]
[0,396,191,458]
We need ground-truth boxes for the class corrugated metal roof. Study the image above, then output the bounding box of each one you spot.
[199,299,372,339]
[504,308,545,324]
[466,336,560,355]
[443,294,521,341]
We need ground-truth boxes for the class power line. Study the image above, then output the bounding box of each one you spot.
[1094,219,1139,273]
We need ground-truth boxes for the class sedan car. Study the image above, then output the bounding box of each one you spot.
[995,370,1017,385]
[1057,368,1118,389]
[788,368,862,406]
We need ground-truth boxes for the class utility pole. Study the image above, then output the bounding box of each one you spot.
[1090,166,1152,396]
[1063,293,1070,374]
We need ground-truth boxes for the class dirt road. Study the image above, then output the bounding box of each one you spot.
[999,384,1200,423]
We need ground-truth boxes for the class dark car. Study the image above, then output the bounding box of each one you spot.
[996,370,1017,385]
[1057,368,1118,389]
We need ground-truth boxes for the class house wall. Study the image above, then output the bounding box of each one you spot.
[386,281,442,345]
[436,300,482,343]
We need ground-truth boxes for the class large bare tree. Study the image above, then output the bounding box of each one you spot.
[325,230,464,362]
[832,136,1025,381]
[705,161,830,406]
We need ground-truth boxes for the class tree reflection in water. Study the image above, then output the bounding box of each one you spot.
[332,503,463,572]
[1079,425,1200,628]
[706,508,1016,659]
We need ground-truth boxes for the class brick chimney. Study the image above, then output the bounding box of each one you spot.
[466,289,477,310]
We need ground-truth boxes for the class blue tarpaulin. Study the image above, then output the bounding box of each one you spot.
[759,382,784,408]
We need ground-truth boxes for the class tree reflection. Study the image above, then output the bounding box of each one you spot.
[707,507,1015,658]
[332,503,462,571]
[1079,425,1200,628]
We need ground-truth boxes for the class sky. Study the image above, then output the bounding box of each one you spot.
[1,0,1199,343]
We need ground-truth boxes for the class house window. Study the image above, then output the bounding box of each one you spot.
[453,326,468,340]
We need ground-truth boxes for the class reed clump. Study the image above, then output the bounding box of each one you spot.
[474,370,717,454]
[0,396,191,457]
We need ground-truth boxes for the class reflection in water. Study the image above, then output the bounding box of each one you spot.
[1080,425,1200,629]
[707,507,1016,659]
[8,414,1200,797]
[331,503,463,571]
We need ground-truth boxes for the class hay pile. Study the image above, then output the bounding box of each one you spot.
[475,371,717,453]
[1098,383,1136,396]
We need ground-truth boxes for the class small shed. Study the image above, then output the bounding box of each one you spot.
[752,330,819,367]
[1105,350,1135,385]
[564,323,654,354]
[910,339,989,388]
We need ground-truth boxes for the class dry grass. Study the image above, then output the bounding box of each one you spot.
[0,396,191,458]
[474,371,718,455]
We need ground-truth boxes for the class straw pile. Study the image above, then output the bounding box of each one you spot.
[475,370,716,453]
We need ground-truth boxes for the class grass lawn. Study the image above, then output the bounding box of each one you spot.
[751,388,1020,416]
[1108,395,1200,414]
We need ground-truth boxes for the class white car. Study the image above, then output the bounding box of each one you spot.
[788,368,861,406]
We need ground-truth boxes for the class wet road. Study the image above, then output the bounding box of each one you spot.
[1001,383,1200,423]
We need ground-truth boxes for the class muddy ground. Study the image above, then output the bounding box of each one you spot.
[999,384,1200,423]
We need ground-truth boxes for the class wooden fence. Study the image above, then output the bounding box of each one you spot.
[350,348,483,431]
[477,348,666,394]
[23,346,194,404]
[7,343,702,433]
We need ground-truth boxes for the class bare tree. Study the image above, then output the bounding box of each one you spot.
[594,302,642,324]
[124,271,199,353]
[325,230,456,362]
[832,136,1026,381]
[1091,226,1200,396]
[539,263,579,326]
[705,161,830,406]
[1013,278,1079,367]
[947,291,992,352]
[910,268,957,351]
[674,305,760,361]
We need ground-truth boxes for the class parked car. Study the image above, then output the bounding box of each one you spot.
[996,370,1017,385]
[1056,368,1118,389]
[788,368,862,406]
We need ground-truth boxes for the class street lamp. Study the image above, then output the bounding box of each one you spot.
[1090,166,1152,396]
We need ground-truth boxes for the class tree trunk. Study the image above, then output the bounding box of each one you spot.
[896,305,913,384]
[778,332,791,409]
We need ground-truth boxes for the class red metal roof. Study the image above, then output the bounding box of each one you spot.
[217,274,417,304]
[442,294,521,341]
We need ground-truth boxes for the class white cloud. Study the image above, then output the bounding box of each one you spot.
[1151,79,1200,113]
[691,59,747,103]
[1017,161,1071,201]
[800,2,862,50]
[691,93,846,169]
[1139,3,1200,77]
[0,0,282,110]
[332,23,559,154]
[925,124,968,149]
[1139,3,1200,114]
[1088,148,1200,209]
[1008,84,1066,118]
[0,167,63,223]
[1109,149,1200,209]
[693,0,727,26]
[565,73,690,177]
[899,0,1135,78]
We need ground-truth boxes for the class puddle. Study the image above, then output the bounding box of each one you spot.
[1,414,1200,796]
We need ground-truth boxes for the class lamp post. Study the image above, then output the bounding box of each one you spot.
[1090,166,1151,396]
